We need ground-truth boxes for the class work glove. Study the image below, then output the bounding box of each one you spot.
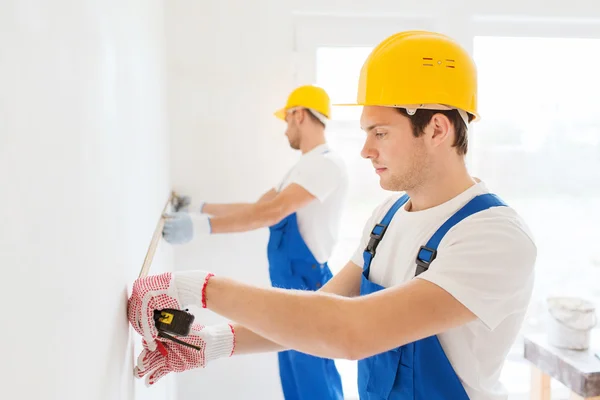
[162,212,211,244]
[134,322,235,386]
[127,271,215,351]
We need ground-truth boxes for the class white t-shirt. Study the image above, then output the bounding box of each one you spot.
[275,143,349,264]
[350,181,537,400]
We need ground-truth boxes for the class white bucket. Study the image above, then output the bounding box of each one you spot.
[546,296,597,350]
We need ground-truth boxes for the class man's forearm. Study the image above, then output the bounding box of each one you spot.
[205,276,356,359]
[202,203,253,217]
[209,202,282,234]
[201,189,276,217]
[232,324,287,355]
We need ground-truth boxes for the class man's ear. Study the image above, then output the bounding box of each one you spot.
[429,113,452,146]
[293,109,302,125]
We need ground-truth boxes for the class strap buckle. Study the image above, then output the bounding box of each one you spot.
[415,245,437,276]
[365,223,388,256]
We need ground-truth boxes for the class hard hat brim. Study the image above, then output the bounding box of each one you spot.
[332,102,479,122]
[274,108,287,121]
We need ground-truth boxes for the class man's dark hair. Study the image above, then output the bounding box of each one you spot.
[396,108,472,155]
[290,108,325,128]
[304,109,325,128]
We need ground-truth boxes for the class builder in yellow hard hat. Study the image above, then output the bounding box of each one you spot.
[129,31,536,400]
[159,84,347,399]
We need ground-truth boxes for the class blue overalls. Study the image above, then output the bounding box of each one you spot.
[358,193,507,399]
[267,212,344,400]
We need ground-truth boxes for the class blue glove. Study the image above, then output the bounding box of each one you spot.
[162,212,211,244]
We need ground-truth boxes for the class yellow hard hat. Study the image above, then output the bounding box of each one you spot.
[338,30,479,122]
[274,85,331,121]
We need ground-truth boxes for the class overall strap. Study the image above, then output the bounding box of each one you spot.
[362,194,410,276]
[415,193,507,276]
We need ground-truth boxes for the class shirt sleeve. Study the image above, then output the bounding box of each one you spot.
[288,156,344,202]
[416,211,537,331]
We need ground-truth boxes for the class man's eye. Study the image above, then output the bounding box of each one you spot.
[375,131,386,138]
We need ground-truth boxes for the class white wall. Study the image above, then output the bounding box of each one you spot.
[0,1,174,399]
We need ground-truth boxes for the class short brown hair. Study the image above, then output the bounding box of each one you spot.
[396,108,470,155]
[304,109,325,128]
[290,108,325,128]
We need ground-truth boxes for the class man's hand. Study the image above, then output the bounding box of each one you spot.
[172,193,191,212]
[134,323,235,386]
[162,212,211,244]
[127,271,214,350]
[171,193,206,214]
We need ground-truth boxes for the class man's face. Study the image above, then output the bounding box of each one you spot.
[284,110,301,150]
[360,106,431,191]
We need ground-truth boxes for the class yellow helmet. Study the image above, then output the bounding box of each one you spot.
[274,85,331,122]
[339,30,479,122]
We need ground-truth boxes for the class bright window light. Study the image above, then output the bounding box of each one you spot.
[474,35,600,398]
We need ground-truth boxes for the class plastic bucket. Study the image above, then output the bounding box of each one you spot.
[546,296,597,350]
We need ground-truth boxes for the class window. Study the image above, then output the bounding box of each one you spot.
[472,36,600,398]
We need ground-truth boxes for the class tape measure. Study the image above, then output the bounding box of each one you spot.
[154,308,201,351]
[154,308,195,335]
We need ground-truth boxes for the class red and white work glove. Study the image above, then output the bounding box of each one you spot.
[134,323,235,386]
[127,270,216,352]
